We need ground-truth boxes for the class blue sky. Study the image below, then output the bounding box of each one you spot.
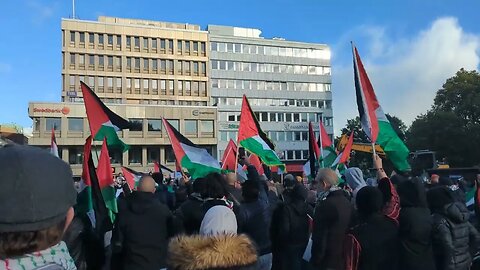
[0,0,479,134]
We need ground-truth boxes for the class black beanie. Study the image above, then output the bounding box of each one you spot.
[356,186,383,217]
[427,186,454,213]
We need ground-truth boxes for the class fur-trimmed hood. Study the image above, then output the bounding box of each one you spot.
[168,234,258,270]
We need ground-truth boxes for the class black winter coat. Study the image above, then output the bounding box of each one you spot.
[111,191,174,270]
[397,178,436,270]
[312,189,354,270]
[432,202,480,270]
[271,199,313,270]
[175,194,204,235]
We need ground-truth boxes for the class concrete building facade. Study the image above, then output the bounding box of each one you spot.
[208,26,333,170]
[29,17,217,177]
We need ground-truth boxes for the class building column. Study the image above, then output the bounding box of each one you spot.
[160,146,165,165]
[122,150,128,167]
[142,146,147,168]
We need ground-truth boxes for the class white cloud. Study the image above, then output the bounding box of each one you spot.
[332,17,480,135]
[27,0,57,24]
[23,127,33,138]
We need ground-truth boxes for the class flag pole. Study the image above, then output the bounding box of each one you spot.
[319,115,325,168]
[234,142,240,175]
[371,142,377,156]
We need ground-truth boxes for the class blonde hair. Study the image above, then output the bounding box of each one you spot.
[315,168,338,187]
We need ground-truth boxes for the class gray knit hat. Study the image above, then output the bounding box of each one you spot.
[0,144,77,232]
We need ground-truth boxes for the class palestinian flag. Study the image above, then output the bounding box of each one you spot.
[80,81,131,152]
[76,136,113,235]
[332,132,354,167]
[154,161,174,175]
[96,138,118,224]
[308,122,320,178]
[121,166,144,191]
[162,118,221,179]
[50,128,59,158]
[319,121,337,168]
[221,139,238,171]
[352,44,410,171]
[249,153,265,175]
[238,95,284,169]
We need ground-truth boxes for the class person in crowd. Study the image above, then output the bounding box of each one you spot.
[345,167,367,205]
[168,205,257,270]
[344,154,400,270]
[237,180,272,270]
[225,172,243,206]
[175,177,206,235]
[152,172,168,205]
[311,168,354,270]
[427,186,480,270]
[111,175,174,270]
[281,174,297,203]
[397,178,436,270]
[438,176,466,204]
[201,172,233,212]
[236,156,273,270]
[0,144,77,270]
[271,183,313,270]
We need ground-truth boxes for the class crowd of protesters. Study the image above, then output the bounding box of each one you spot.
[1,144,480,270]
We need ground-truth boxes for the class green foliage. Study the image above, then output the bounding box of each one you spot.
[407,69,480,167]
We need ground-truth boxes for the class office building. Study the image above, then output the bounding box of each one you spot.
[208,26,333,172]
[29,16,216,177]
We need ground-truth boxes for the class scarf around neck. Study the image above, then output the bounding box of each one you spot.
[317,185,341,202]
[0,241,76,270]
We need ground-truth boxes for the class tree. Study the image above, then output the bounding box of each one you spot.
[407,69,480,167]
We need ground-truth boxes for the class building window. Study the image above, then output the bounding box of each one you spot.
[134,58,140,72]
[177,40,182,54]
[160,60,166,73]
[126,78,132,92]
[192,81,199,96]
[70,53,75,66]
[167,60,174,74]
[184,61,190,74]
[88,33,94,44]
[143,58,149,72]
[165,146,175,163]
[200,42,206,55]
[147,147,159,164]
[193,62,199,75]
[68,118,83,132]
[70,31,75,43]
[160,80,166,95]
[68,147,83,165]
[129,119,143,131]
[116,78,122,92]
[98,34,104,45]
[109,148,122,164]
[177,60,183,74]
[211,42,217,51]
[185,41,190,53]
[168,80,174,95]
[107,34,113,45]
[160,39,166,51]
[200,81,206,96]
[128,146,142,164]
[185,120,197,134]
[46,118,61,131]
[152,38,157,51]
[126,36,131,47]
[147,119,162,132]
[152,79,158,94]
[134,37,140,48]
[69,75,75,89]
[116,35,121,47]
[168,40,173,54]
[167,119,179,131]
[143,79,149,93]
[143,37,148,50]
[134,79,140,93]
[98,55,104,67]
[200,120,214,133]
[152,59,158,71]
[79,32,85,43]
[107,77,113,92]
[177,80,183,95]
[185,81,191,96]
[107,56,113,69]
[193,42,198,53]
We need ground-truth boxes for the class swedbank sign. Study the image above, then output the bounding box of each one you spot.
[33,106,70,115]
[192,110,215,117]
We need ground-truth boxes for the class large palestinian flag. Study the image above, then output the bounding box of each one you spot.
[318,121,337,168]
[162,118,221,179]
[80,81,131,152]
[121,166,144,191]
[238,95,284,169]
[76,136,113,236]
[96,138,118,224]
[352,45,410,171]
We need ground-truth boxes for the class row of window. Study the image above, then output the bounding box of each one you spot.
[211,42,330,60]
[38,118,214,135]
[65,96,210,107]
[221,112,333,125]
[66,76,208,97]
[66,145,214,165]
[67,31,206,56]
[211,60,331,76]
[211,79,331,92]
[214,97,331,109]
[66,53,207,76]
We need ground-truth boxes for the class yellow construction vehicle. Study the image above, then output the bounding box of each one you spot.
[336,134,386,156]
